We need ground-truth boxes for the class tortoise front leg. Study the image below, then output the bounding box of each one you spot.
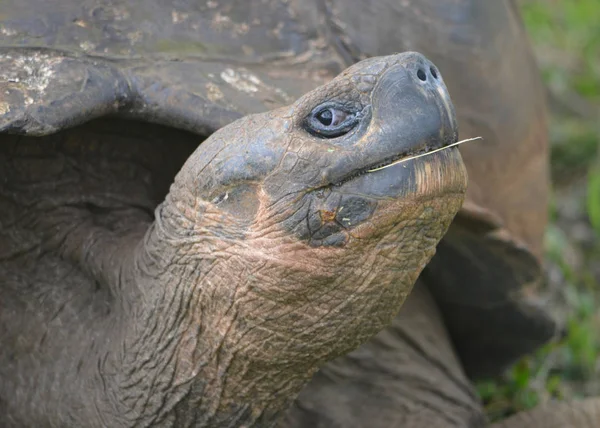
[282,280,487,428]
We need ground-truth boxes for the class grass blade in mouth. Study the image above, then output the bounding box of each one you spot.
[367,137,483,173]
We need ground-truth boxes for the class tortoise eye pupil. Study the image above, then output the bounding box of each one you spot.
[305,104,359,138]
[317,109,333,126]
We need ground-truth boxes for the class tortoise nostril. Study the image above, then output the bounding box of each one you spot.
[430,66,438,79]
[417,69,427,81]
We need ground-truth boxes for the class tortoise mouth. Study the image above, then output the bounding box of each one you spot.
[329,144,467,203]
[331,135,459,189]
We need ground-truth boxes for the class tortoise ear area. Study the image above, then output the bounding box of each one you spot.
[208,183,262,229]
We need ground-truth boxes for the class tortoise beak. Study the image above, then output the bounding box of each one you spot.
[369,52,458,157]
[330,52,465,199]
[319,52,460,192]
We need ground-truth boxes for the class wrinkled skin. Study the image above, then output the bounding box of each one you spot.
[282,280,600,428]
[282,280,487,428]
[0,53,467,427]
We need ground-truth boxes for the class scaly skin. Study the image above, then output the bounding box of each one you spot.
[0,53,467,427]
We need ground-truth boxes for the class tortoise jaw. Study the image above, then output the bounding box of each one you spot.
[283,147,467,248]
[330,134,461,189]
[334,147,467,200]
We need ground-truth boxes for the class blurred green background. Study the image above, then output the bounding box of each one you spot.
[477,0,600,421]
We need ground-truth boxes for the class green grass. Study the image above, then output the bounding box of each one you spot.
[477,0,600,421]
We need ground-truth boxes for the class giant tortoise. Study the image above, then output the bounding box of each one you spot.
[1,0,598,427]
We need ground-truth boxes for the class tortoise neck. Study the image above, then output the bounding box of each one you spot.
[103,196,316,427]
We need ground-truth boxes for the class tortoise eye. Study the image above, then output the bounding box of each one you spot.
[305,104,359,138]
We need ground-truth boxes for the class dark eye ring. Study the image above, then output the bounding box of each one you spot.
[304,104,360,138]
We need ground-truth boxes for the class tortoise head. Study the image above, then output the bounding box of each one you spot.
[164,52,467,365]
